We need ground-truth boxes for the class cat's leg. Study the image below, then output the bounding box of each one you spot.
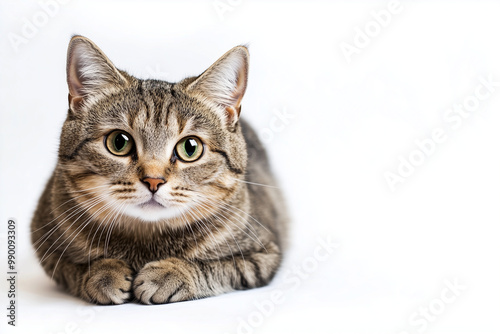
[42,255,134,304]
[133,242,281,304]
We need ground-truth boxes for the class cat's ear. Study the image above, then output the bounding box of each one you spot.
[66,35,129,111]
[187,46,249,128]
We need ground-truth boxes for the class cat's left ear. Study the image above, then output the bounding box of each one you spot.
[187,46,249,128]
[66,35,129,112]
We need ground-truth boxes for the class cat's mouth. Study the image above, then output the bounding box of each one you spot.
[121,196,181,222]
[138,198,165,209]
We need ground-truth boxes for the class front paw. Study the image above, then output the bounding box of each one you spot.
[83,259,133,305]
[133,258,198,304]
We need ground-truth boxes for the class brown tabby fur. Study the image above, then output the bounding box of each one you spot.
[31,36,287,304]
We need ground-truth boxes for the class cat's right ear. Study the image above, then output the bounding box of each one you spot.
[186,46,249,129]
[66,36,128,111]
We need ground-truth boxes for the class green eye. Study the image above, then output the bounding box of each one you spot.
[105,130,134,156]
[175,137,204,162]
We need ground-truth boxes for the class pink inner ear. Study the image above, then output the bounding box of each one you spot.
[230,66,247,109]
[68,75,84,99]
[67,52,85,99]
[67,60,85,110]
[67,45,97,111]
[225,106,238,122]
[224,65,247,125]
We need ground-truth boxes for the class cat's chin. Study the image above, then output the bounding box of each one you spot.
[139,198,166,209]
[122,201,183,223]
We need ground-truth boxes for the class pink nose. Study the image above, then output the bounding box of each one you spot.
[141,177,165,193]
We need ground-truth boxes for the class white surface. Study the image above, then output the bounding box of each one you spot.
[1,1,500,333]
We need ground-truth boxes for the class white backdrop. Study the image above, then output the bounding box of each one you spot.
[1,1,499,333]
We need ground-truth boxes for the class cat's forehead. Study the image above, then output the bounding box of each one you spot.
[133,80,216,134]
[93,80,219,153]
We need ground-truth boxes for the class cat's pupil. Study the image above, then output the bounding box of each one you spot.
[114,133,128,151]
[184,138,198,157]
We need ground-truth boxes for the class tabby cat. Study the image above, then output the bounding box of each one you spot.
[31,36,287,305]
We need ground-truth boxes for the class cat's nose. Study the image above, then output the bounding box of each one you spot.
[141,177,166,193]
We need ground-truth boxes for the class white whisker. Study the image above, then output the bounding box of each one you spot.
[50,198,118,279]
[229,177,279,189]
[193,199,243,269]
[194,195,267,251]
[34,195,105,255]
[41,194,109,263]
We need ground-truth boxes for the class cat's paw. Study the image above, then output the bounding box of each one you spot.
[133,258,198,304]
[83,259,134,305]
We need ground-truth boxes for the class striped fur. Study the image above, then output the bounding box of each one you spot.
[31,36,288,304]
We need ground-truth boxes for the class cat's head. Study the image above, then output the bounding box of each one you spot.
[58,36,249,226]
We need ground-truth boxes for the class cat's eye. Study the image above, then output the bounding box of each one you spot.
[105,130,134,156]
[175,137,204,162]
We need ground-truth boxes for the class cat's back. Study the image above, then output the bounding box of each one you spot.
[240,118,288,248]
[240,118,272,177]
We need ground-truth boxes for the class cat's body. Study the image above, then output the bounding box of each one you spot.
[31,36,287,304]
